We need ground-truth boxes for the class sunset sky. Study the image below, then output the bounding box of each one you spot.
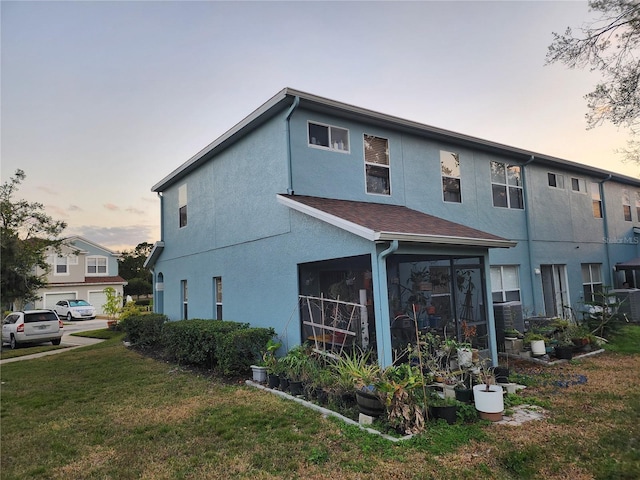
[2,0,635,252]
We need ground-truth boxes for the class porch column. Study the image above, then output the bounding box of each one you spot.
[373,241,398,368]
[483,252,499,366]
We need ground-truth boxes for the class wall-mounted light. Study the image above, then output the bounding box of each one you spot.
[534,268,541,275]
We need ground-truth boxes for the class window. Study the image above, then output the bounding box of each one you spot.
[490,266,521,303]
[214,277,223,320]
[571,177,586,193]
[490,161,523,209]
[636,192,640,222]
[548,172,565,189]
[364,134,390,195]
[178,184,187,228]
[591,182,603,218]
[623,190,632,221]
[308,122,349,152]
[181,280,188,320]
[441,150,461,203]
[582,263,602,303]
[54,255,68,275]
[87,256,107,275]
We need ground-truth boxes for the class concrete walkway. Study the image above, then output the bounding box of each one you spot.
[0,319,109,365]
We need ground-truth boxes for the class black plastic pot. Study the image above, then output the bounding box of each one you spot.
[279,376,289,392]
[289,380,304,396]
[494,366,510,384]
[267,374,280,389]
[430,405,458,425]
[554,345,574,360]
[454,387,473,403]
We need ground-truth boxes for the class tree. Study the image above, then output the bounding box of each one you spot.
[546,0,640,163]
[118,242,153,297]
[1,170,67,309]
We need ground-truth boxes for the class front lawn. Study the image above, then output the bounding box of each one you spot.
[1,329,639,479]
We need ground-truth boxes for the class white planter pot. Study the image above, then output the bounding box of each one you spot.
[530,339,546,356]
[473,384,504,414]
[250,365,268,383]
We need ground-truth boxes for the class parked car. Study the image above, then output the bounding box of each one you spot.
[2,310,64,349]
[54,299,96,320]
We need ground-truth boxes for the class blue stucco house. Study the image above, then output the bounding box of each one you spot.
[146,88,640,366]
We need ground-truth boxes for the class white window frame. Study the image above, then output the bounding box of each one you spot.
[490,161,523,209]
[179,184,187,229]
[441,150,462,203]
[86,256,108,276]
[623,190,632,221]
[591,182,603,219]
[548,172,565,189]
[214,276,223,320]
[490,265,521,303]
[571,177,587,193]
[181,279,188,320]
[308,121,350,153]
[582,263,602,303]
[636,191,640,222]
[54,255,69,276]
[363,134,391,196]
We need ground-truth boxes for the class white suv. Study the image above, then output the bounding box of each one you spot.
[54,299,96,321]
[2,310,64,349]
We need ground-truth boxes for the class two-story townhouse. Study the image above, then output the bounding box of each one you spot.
[34,236,127,315]
[145,88,640,367]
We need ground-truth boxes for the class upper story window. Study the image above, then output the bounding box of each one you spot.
[54,255,69,275]
[623,190,632,221]
[178,184,187,228]
[490,161,523,209]
[571,177,587,193]
[591,182,603,218]
[364,134,390,195]
[548,172,565,189]
[636,192,640,222]
[308,122,349,153]
[87,256,107,275]
[441,150,461,203]
[490,265,521,303]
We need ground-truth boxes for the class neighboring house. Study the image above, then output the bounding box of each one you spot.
[145,88,640,367]
[33,236,127,315]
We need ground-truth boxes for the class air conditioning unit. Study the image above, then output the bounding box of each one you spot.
[493,301,524,351]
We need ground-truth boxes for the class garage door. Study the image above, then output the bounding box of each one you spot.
[44,292,76,309]
[88,291,108,315]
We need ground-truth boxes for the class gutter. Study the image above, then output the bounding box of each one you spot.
[285,96,300,195]
[521,155,538,314]
[374,240,399,368]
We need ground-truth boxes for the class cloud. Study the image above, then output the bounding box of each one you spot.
[37,185,57,195]
[104,203,119,211]
[66,224,159,252]
[125,206,146,215]
[47,205,69,218]
[68,204,82,212]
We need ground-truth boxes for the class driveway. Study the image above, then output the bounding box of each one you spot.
[0,318,110,365]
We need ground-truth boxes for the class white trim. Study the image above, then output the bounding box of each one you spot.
[307,120,350,154]
[86,255,108,276]
[363,133,391,196]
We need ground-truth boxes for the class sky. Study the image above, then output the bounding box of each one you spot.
[2,0,636,253]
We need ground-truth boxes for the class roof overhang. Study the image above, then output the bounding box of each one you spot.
[277,194,516,249]
[144,241,165,270]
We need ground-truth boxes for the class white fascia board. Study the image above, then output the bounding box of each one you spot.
[277,195,376,241]
[144,241,165,269]
[375,232,517,248]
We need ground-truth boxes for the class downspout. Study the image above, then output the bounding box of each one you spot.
[600,175,613,286]
[285,96,300,195]
[158,192,164,241]
[154,191,164,313]
[521,155,538,313]
[374,240,399,368]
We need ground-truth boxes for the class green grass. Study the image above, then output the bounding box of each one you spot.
[605,324,640,354]
[70,328,121,340]
[0,343,70,359]
[1,332,640,479]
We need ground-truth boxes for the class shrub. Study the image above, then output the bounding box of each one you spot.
[216,327,276,376]
[161,319,248,369]
[120,313,168,347]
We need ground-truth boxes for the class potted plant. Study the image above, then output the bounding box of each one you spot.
[280,345,310,396]
[376,362,427,434]
[524,332,546,356]
[429,394,460,425]
[454,372,474,403]
[472,361,504,422]
[334,349,384,416]
[262,339,281,389]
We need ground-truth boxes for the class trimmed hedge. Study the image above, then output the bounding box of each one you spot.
[120,313,168,347]
[161,319,249,369]
[216,327,276,375]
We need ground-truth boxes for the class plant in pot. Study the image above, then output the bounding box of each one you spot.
[280,345,310,396]
[524,331,546,356]
[472,360,504,422]
[454,372,474,403]
[262,339,282,389]
[376,362,427,434]
[428,391,460,425]
[334,349,383,416]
